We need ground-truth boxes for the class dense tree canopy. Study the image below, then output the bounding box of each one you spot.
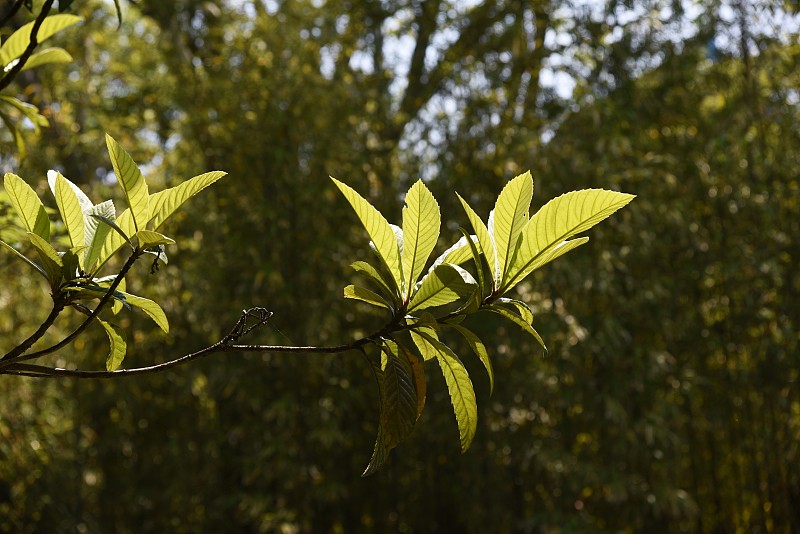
[1,0,798,532]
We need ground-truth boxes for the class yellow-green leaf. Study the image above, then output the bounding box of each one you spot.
[486,305,547,353]
[105,134,149,232]
[332,177,402,295]
[505,189,634,291]
[418,332,477,452]
[0,14,82,66]
[120,292,169,332]
[350,260,396,300]
[147,171,227,230]
[508,237,589,289]
[98,318,127,371]
[401,180,440,297]
[134,230,176,249]
[20,47,72,70]
[94,208,135,270]
[410,323,440,362]
[408,264,476,312]
[448,324,494,394]
[27,232,62,287]
[83,200,115,271]
[51,171,86,255]
[492,171,533,287]
[456,193,498,284]
[4,173,49,240]
[343,284,391,310]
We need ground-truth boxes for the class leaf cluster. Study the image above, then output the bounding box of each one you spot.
[334,172,634,474]
[1,134,225,371]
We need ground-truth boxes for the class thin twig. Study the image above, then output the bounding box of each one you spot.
[0,299,66,361]
[0,251,141,369]
[0,0,55,92]
[0,309,406,379]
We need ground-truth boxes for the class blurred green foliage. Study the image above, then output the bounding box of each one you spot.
[1,0,798,532]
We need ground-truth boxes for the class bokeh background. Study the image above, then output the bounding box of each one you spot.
[1,0,798,531]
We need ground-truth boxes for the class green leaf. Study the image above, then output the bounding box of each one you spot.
[93,209,136,268]
[83,200,115,271]
[362,416,390,477]
[0,239,48,280]
[120,292,169,332]
[402,344,427,421]
[147,171,227,230]
[486,305,547,353]
[458,227,486,296]
[507,237,589,289]
[343,285,391,310]
[456,193,497,284]
[0,96,49,128]
[401,180,440,297]
[350,260,395,300]
[380,340,418,448]
[332,177,402,295]
[4,173,50,240]
[0,14,82,66]
[447,324,494,395]
[505,189,635,291]
[492,171,533,287]
[60,247,85,281]
[87,275,126,314]
[105,134,149,232]
[98,318,127,371]
[20,47,72,70]
[418,331,478,452]
[408,264,476,312]
[50,171,86,255]
[410,323,440,362]
[134,230,176,249]
[430,234,478,268]
[27,232,62,288]
[496,297,534,324]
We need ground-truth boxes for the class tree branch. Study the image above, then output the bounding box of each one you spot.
[0,0,55,92]
[0,305,413,379]
[0,250,141,369]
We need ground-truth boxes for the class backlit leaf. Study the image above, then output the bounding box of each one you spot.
[134,230,176,249]
[401,180,440,297]
[332,177,402,295]
[344,284,391,310]
[418,331,478,452]
[408,263,476,312]
[492,171,533,287]
[27,232,61,287]
[0,14,82,66]
[507,237,589,289]
[98,318,126,371]
[448,324,494,394]
[120,292,169,332]
[83,200,115,271]
[50,171,85,254]
[505,189,635,291]
[20,47,72,70]
[350,260,395,300]
[105,134,149,232]
[4,173,49,240]
[457,193,497,284]
[486,305,547,353]
[147,171,227,230]
[93,209,136,269]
